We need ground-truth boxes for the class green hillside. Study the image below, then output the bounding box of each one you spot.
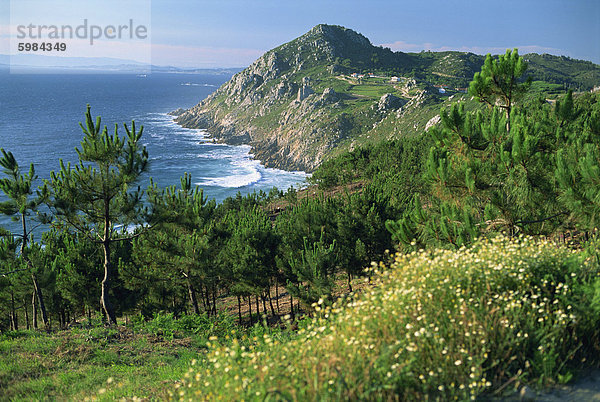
[175,24,600,171]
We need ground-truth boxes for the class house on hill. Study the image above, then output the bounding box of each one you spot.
[433,84,449,94]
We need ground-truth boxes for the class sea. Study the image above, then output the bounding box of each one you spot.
[0,71,307,234]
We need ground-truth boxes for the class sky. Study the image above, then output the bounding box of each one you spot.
[1,0,599,68]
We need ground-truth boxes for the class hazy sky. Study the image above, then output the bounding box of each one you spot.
[1,0,599,68]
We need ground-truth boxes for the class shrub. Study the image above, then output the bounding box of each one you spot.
[129,312,238,341]
[173,236,600,400]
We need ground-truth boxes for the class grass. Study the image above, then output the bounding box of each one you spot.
[0,328,197,400]
[528,81,567,99]
[171,235,600,400]
[349,85,390,99]
[0,313,244,401]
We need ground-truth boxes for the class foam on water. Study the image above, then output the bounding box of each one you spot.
[197,170,262,188]
[195,144,264,188]
[139,112,308,191]
[181,83,217,87]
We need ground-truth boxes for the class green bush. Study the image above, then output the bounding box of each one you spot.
[129,312,238,341]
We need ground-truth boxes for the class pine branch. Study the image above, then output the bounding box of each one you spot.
[515,211,569,226]
[0,267,28,277]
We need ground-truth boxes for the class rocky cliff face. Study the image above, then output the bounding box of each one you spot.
[174,24,415,172]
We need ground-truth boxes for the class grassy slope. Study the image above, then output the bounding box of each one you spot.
[524,53,600,90]
[0,329,194,400]
[0,314,242,401]
[173,236,600,401]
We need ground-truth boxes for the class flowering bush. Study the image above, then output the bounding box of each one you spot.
[174,236,600,400]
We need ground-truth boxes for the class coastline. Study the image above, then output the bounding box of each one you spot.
[165,111,309,192]
[170,106,314,174]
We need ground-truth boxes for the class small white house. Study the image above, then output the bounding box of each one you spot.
[390,76,399,83]
[438,88,446,94]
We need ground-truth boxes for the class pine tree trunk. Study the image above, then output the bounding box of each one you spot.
[24,296,30,330]
[30,272,49,329]
[237,295,242,324]
[267,289,276,317]
[212,287,217,315]
[261,293,268,316]
[101,238,117,325]
[275,279,280,313]
[21,213,49,329]
[248,296,253,325]
[32,291,38,329]
[255,295,260,319]
[10,291,17,331]
[186,278,200,315]
[290,293,294,319]
[348,272,353,292]
[199,285,207,312]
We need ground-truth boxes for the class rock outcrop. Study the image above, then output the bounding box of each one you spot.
[377,94,405,112]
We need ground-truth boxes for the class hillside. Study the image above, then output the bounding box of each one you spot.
[175,236,600,400]
[174,24,600,172]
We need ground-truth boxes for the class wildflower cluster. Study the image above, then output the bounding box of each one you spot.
[175,236,600,400]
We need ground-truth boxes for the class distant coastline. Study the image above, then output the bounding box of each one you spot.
[0,53,243,75]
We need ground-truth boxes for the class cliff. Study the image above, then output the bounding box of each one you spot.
[174,24,600,172]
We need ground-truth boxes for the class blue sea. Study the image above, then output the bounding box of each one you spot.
[0,71,307,232]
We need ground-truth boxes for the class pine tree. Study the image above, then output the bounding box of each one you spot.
[469,48,531,130]
[556,94,600,231]
[0,236,24,330]
[287,234,336,312]
[0,149,50,328]
[43,229,102,320]
[555,89,577,127]
[131,173,215,316]
[223,206,279,320]
[45,105,148,325]
[388,52,563,250]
